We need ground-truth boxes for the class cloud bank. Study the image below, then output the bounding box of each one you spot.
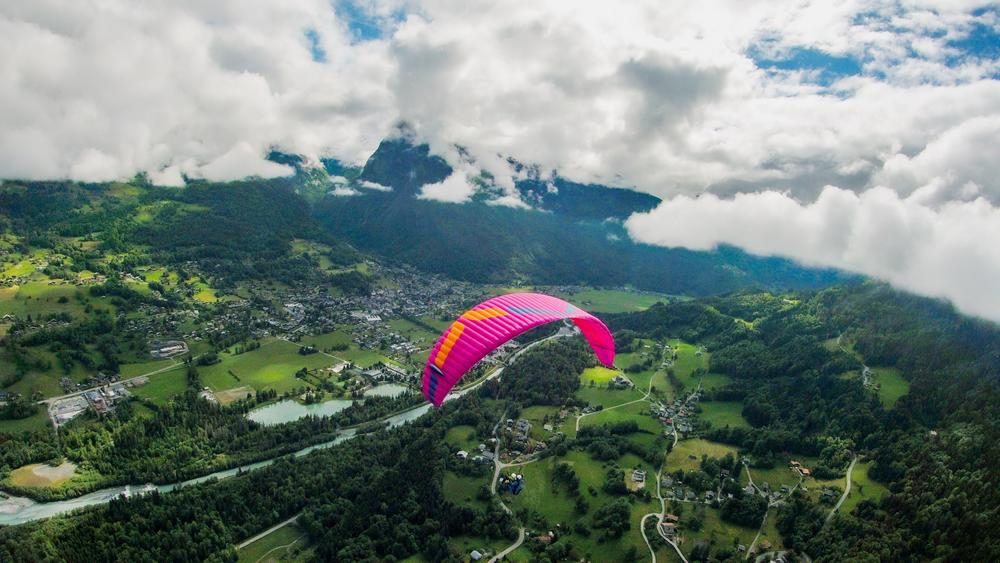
[2,0,1000,319]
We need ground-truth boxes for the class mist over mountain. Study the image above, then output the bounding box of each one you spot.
[306,139,849,294]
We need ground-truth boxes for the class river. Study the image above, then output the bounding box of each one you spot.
[0,403,432,526]
[0,331,565,526]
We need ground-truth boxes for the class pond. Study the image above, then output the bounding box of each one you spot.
[364,383,411,397]
[246,398,353,426]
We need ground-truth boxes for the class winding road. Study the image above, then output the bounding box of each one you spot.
[826,455,859,522]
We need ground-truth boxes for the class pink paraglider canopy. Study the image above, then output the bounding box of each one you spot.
[422,292,615,407]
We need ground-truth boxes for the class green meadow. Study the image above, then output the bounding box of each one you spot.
[841,461,889,513]
[665,439,740,473]
[698,401,750,429]
[872,367,909,408]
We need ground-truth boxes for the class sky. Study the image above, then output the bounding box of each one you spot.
[2,0,999,320]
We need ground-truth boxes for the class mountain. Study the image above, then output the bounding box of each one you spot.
[311,139,850,295]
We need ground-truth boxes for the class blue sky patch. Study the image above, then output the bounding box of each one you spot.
[303,28,326,63]
[752,46,863,85]
[335,0,398,42]
[947,13,1000,63]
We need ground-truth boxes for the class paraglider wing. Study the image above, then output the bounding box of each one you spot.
[422,292,615,407]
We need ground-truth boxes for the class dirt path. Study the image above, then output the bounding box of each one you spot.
[827,455,859,522]
[237,514,301,549]
[252,533,305,563]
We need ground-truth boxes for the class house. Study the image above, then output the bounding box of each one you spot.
[705,491,716,501]
[470,550,483,561]
[663,513,679,523]
[659,521,677,537]
[632,469,646,483]
[661,476,674,488]
[456,450,468,460]
[610,375,633,389]
[800,467,812,477]
[686,490,697,501]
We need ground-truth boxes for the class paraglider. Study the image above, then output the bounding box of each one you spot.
[421,292,615,407]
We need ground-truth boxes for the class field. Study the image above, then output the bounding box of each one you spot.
[237,522,309,563]
[872,367,909,408]
[665,439,740,473]
[443,471,490,510]
[507,450,659,562]
[666,340,725,390]
[131,370,190,405]
[0,407,51,434]
[118,358,180,378]
[8,462,78,487]
[216,386,255,405]
[748,464,801,491]
[840,461,889,513]
[578,401,664,435]
[698,401,750,429]
[444,425,482,453]
[298,330,352,350]
[678,505,758,557]
[580,366,619,386]
[518,405,562,440]
[574,384,643,409]
[198,338,341,394]
[554,288,670,313]
[386,318,441,348]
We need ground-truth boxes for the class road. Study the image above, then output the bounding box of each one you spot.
[237,513,301,549]
[827,455,859,522]
[40,358,186,406]
[488,527,525,563]
[575,366,661,432]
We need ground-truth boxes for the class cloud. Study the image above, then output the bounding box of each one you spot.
[359,179,392,191]
[3,0,1000,318]
[626,187,1000,321]
[330,186,361,196]
[418,170,476,203]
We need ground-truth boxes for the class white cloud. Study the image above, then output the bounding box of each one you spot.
[359,179,392,191]
[418,170,476,203]
[3,0,1000,318]
[626,187,1000,321]
[330,186,361,196]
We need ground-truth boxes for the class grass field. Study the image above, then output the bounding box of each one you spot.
[237,522,309,563]
[443,471,491,510]
[555,289,670,313]
[0,407,51,434]
[508,450,659,562]
[444,425,482,453]
[580,366,620,386]
[518,405,562,440]
[872,367,909,408]
[386,319,441,347]
[678,505,758,558]
[665,439,740,473]
[578,401,663,435]
[198,338,341,394]
[841,461,889,513]
[698,401,750,429]
[748,464,801,491]
[574,383,643,409]
[299,330,352,351]
[118,358,180,378]
[131,370,190,405]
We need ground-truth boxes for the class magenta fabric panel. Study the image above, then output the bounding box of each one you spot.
[422,292,615,406]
